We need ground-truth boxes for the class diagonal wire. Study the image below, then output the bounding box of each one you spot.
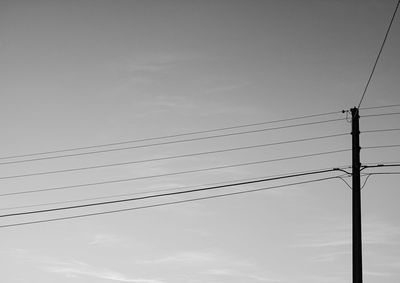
[0,150,351,197]
[0,119,345,164]
[361,174,373,190]
[0,165,352,198]
[0,169,339,219]
[360,104,400,110]
[360,171,400,189]
[362,163,400,169]
[0,165,352,211]
[336,174,352,190]
[0,113,343,161]
[0,148,350,181]
[363,144,400,150]
[362,128,400,134]
[358,0,400,108]
[0,175,347,229]
[0,133,349,178]
[362,112,400,118]
[368,172,400,175]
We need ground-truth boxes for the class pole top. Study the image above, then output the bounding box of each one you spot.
[351,107,359,116]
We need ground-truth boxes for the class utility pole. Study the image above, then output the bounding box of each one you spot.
[351,107,362,283]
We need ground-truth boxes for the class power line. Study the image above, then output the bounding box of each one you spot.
[360,171,400,189]
[0,175,346,229]
[362,163,400,169]
[2,104,395,165]
[0,112,343,161]
[0,169,340,219]
[0,165,351,211]
[362,128,400,134]
[361,174,373,189]
[365,162,400,165]
[0,148,350,181]
[357,0,400,108]
[361,112,400,118]
[6,169,399,229]
[0,132,348,166]
[366,172,400,175]
[0,118,345,165]
[336,174,353,190]
[0,133,348,177]
[363,144,400,150]
[360,104,400,111]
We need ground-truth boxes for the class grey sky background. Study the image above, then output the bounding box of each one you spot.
[0,1,399,282]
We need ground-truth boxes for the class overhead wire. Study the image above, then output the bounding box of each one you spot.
[362,128,400,134]
[0,165,352,211]
[0,133,349,179]
[0,168,340,219]
[361,174,372,189]
[6,169,400,228]
[335,174,352,190]
[360,104,400,110]
[360,171,400,189]
[1,104,398,164]
[357,0,400,108]
[0,132,348,166]
[0,175,347,229]
[363,144,400,150]
[0,112,343,161]
[0,148,350,181]
[362,163,400,169]
[0,118,346,164]
[365,172,400,175]
[361,112,400,118]
[0,149,350,198]
[1,1,399,227]
[6,104,400,227]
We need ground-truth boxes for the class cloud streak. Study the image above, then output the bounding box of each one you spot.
[127,53,184,74]
[44,263,162,283]
[294,218,400,249]
[135,250,283,282]
[89,233,123,246]
[206,268,283,282]
[135,251,218,265]
[11,249,163,283]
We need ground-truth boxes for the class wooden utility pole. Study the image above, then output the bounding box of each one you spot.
[351,107,362,283]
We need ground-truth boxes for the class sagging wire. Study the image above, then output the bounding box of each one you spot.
[361,174,372,190]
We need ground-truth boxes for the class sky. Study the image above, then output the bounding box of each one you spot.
[0,0,400,282]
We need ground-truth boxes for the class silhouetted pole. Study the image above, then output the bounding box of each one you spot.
[351,107,362,283]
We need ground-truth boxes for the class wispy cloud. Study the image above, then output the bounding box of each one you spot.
[206,268,283,282]
[151,94,197,109]
[11,249,163,283]
[294,218,400,249]
[302,274,348,283]
[136,251,218,265]
[135,249,257,270]
[309,251,350,263]
[204,82,251,95]
[114,52,193,92]
[363,221,400,245]
[364,270,393,277]
[377,258,400,272]
[44,263,162,283]
[135,250,282,282]
[127,53,184,74]
[89,233,123,246]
